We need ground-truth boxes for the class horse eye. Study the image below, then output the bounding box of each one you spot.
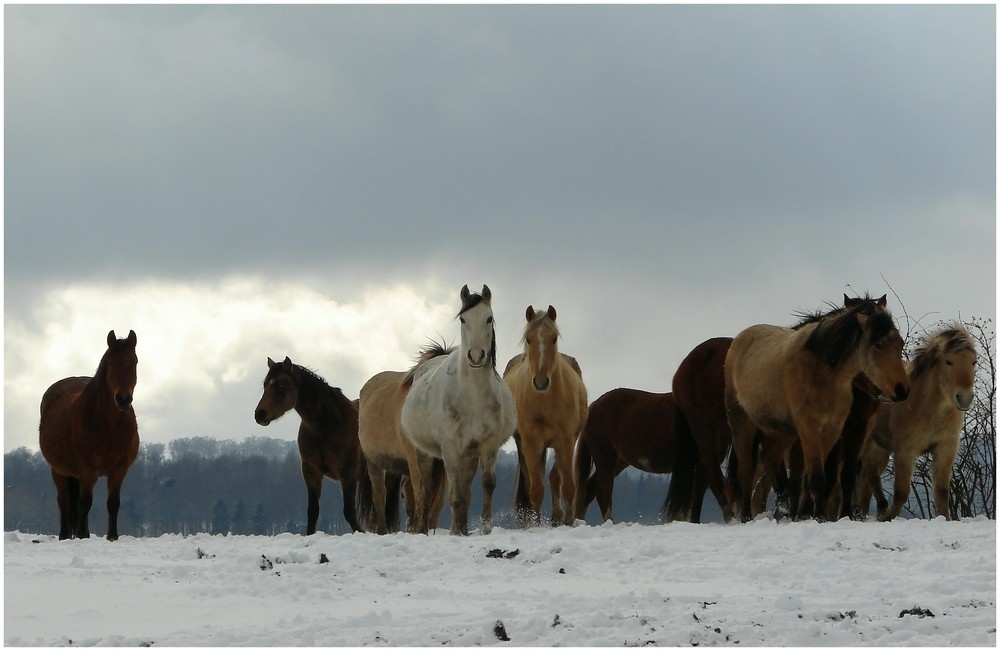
[487,316,494,325]
[946,360,953,366]
[460,317,466,325]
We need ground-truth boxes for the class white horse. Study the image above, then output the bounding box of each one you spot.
[401,284,516,535]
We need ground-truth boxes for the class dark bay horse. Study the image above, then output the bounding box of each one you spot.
[572,387,678,522]
[255,356,363,534]
[39,330,140,540]
[662,337,735,523]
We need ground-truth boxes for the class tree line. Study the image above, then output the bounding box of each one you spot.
[4,436,689,536]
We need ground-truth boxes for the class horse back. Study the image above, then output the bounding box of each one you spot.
[586,388,675,474]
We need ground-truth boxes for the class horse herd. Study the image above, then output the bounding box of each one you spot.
[37,284,978,540]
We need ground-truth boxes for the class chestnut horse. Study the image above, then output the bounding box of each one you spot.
[39,330,140,540]
[857,323,978,521]
[725,295,909,522]
[662,337,735,523]
[357,368,446,534]
[254,357,363,534]
[504,305,588,526]
[572,387,678,522]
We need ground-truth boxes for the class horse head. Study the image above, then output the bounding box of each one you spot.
[852,296,909,403]
[104,330,138,412]
[522,304,560,392]
[255,356,298,425]
[912,325,978,412]
[458,284,496,370]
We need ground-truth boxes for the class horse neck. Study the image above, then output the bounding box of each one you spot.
[903,359,950,415]
[292,368,348,427]
[78,358,115,415]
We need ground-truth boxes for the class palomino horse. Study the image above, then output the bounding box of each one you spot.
[856,324,978,521]
[725,295,909,522]
[573,387,678,523]
[254,357,363,534]
[503,305,588,526]
[39,330,140,540]
[401,284,516,535]
[357,368,446,534]
[662,337,735,523]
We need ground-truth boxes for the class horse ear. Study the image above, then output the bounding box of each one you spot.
[267,357,277,369]
[876,294,887,309]
[282,356,294,372]
[127,330,137,346]
[546,305,557,321]
[481,285,491,304]
[460,285,470,303]
[107,330,116,346]
[525,305,535,322]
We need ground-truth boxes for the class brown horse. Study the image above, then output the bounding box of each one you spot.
[254,357,363,534]
[504,305,588,526]
[357,369,446,534]
[725,295,909,522]
[662,337,735,523]
[573,387,677,522]
[39,330,140,540]
[856,324,978,521]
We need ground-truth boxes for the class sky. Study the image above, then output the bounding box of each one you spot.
[4,4,996,453]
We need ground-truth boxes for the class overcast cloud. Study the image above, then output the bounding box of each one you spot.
[4,5,995,452]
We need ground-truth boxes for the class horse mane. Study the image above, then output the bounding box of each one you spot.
[457,292,486,317]
[799,295,897,368]
[402,341,455,387]
[909,323,976,380]
[267,361,349,422]
[520,308,560,347]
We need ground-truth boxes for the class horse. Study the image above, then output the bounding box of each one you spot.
[503,305,588,526]
[400,284,516,535]
[573,387,678,523]
[357,368,446,534]
[39,330,140,540]
[662,336,736,523]
[856,323,978,521]
[254,356,363,534]
[724,294,909,522]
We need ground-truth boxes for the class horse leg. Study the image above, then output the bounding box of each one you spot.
[798,437,830,523]
[368,460,389,534]
[445,451,476,536]
[931,442,958,520]
[879,452,915,522]
[572,433,593,521]
[553,442,576,526]
[106,467,129,541]
[409,451,437,534]
[428,459,447,530]
[480,448,499,534]
[520,437,546,527]
[76,474,98,539]
[340,476,362,534]
[725,395,758,523]
[51,470,77,540]
[301,462,323,535]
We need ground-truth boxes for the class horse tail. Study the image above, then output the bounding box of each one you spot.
[384,471,402,533]
[572,427,594,520]
[662,407,696,523]
[355,455,377,532]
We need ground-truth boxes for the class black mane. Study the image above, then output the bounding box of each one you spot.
[800,295,897,368]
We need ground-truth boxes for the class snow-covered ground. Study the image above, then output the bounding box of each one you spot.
[4,517,995,647]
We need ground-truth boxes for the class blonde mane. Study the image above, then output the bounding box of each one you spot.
[909,323,977,380]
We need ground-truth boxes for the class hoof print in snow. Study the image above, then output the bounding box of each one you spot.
[196,547,215,559]
[487,548,520,559]
[899,607,935,618]
[552,614,561,628]
[873,542,909,552]
[493,620,510,641]
[319,553,330,564]
[828,611,857,621]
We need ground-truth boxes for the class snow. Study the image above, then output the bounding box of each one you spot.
[4,516,995,647]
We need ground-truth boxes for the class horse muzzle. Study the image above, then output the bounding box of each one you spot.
[114,394,133,411]
[956,392,974,412]
[467,350,487,368]
[255,409,271,426]
[532,376,551,392]
[890,383,909,403]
